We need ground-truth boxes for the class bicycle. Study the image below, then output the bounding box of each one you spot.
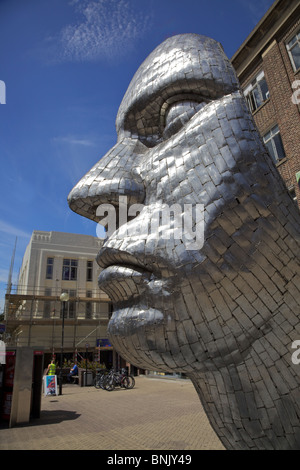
[120,368,135,389]
[93,369,109,389]
[103,368,135,391]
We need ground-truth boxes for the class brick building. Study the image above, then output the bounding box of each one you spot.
[231,0,300,208]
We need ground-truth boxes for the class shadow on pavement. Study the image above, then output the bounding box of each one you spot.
[0,409,81,429]
[32,409,81,426]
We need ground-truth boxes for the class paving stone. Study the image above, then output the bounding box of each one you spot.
[0,378,224,451]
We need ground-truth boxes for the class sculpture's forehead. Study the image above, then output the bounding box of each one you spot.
[116,34,239,133]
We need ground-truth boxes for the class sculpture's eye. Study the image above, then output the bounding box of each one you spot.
[162,100,208,139]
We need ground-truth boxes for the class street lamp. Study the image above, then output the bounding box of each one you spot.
[59,292,69,395]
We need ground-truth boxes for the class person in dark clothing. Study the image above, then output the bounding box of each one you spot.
[67,363,78,383]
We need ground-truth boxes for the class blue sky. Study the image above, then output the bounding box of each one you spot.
[0,0,275,310]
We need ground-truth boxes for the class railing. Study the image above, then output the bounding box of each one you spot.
[4,284,112,323]
[5,328,105,349]
[7,284,110,300]
[5,301,111,322]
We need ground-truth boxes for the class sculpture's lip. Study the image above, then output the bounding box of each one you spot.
[96,247,155,293]
[98,264,154,291]
[98,261,174,305]
[96,246,163,277]
[96,246,177,303]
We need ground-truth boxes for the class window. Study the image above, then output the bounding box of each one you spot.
[68,300,76,319]
[86,290,92,319]
[43,288,52,318]
[60,289,76,319]
[86,302,92,319]
[263,125,286,164]
[86,261,93,282]
[287,31,300,71]
[244,71,269,113]
[46,257,54,280]
[62,259,78,281]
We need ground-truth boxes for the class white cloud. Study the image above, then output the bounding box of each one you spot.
[52,136,96,147]
[56,0,152,63]
[0,220,31,239]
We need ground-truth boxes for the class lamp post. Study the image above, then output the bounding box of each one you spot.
[59,292,69,395]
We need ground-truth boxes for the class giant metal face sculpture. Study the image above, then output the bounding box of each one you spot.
[68,34,300,450]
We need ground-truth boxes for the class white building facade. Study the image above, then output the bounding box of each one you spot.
[5,231,115,367]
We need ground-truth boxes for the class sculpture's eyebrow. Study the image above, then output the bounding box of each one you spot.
[117,76,237,145]
[118,80,212,143]
[116,45,239,139]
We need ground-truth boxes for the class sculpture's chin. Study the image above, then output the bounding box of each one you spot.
[107,302,267,375]
[108,324,164,372]
[108,306,166,333]
[107,306,180,372]
[107,306,210,374]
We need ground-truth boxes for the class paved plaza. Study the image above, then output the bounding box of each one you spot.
[0,376,224,451]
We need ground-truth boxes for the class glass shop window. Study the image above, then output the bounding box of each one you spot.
[62,259,78,281]
[244,71,269,113]
[287,31,300,72]
[46,257,54,280]
[263,125,286,164]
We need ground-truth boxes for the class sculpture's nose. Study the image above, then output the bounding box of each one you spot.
[68,137,146,223]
